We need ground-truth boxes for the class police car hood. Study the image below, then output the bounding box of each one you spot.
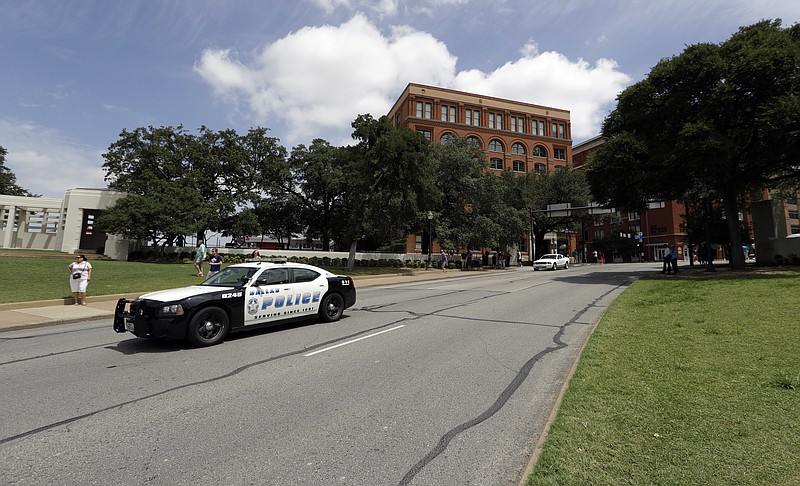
[139,285,235,303]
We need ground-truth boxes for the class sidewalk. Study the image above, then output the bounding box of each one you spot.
[0,268,508,333]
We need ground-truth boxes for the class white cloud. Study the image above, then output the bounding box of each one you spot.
[195,13,629,147]
[196,13,457,146]
[0,118,106,198]
[452,50,630,141]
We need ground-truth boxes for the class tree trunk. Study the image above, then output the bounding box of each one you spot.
[723,190,745,270]
[347,240,357,271]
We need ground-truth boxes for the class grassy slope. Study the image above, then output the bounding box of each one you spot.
[527,270,800,485]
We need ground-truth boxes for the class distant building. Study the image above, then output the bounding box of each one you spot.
[0,188,129,259]
[570,137,800,264]
[387,83,573,256]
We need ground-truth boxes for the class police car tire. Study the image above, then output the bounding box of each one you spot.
[319,293,344,323]
[564,261,569,269]
[187,307,229,347]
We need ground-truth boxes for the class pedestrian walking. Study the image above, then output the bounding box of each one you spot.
[670,245,679,274]
[194,239,207,277]
[440,250,448,273]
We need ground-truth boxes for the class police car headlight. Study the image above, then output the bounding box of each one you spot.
[159,304,184,316]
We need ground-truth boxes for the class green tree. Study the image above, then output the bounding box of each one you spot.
[0,146,36,196]
[427,137,485,250]
[587,20,800,269]
[340,114,438,269]
[284,139,347,251]
[525,168,591,259]
[99,125,288,247]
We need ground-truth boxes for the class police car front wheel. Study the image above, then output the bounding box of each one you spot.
[187,307,230,347]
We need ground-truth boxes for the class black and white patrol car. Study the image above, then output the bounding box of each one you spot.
[113,262,356,347]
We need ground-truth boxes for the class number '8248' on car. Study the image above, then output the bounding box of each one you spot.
[113,262,356,347]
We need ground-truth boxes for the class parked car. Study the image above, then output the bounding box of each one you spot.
[113,262,356,346]
[532,253,570,271]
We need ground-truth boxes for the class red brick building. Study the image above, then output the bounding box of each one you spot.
[573,136,703,263]
[387,83,573,255]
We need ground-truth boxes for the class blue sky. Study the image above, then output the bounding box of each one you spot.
[2,0,798,198]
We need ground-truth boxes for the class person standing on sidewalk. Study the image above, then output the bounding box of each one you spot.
[67,254,92,305]
[440,250,448,273]
[670,245,679,274]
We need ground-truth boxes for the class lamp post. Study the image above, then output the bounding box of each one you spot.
[701,189,716,272]
[426,211,433,269]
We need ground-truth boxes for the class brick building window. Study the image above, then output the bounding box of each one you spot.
[417,130,431,141]
[465,109,480,126]
[488,140,504,152]
[534,163,546,174]
[490,158,503,170]
[512,160,526,172]
[416,101,432,119]
[554,148,566,160]
[441,105,456,122]
[533,145,547,158]
[466,136,482,148]
[511,143,526,155]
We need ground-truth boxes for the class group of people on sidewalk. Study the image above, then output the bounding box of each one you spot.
[662,244,679,275]
[192,239,223,278]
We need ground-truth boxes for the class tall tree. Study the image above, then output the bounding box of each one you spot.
[284,139,347,251]
[524,168,591,259]
[0,146,37,196]
[426,137,484,250]
[340,114,438,269]
[99,125,288,247]
[586,20,800,269]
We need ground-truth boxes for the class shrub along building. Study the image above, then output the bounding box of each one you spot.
[387,83,574,258]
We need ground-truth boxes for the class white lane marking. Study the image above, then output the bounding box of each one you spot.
[304,325,405,357]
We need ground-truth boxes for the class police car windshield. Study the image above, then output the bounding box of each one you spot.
[201,267,258,287]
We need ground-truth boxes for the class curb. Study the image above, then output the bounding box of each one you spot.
[0,293,142,312]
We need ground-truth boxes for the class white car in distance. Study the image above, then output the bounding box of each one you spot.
[532,253,570,271]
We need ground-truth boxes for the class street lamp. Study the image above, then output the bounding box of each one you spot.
[700,189,716,272]
[426,211,433,269]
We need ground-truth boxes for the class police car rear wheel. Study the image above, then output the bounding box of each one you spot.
[187,307,229,346]
[319,293,344,322]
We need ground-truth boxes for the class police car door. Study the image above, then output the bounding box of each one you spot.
[290,267,326,317]
[244,267,293,325]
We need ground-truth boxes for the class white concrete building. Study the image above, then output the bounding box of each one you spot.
[0,188,128,260]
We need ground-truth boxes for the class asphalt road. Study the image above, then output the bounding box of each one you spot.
[0,263,654,485]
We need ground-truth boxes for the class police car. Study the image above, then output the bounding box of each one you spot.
[113,261,356,347]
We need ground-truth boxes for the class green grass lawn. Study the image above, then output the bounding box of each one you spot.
[526,268,800,485]
[0,253,412,304]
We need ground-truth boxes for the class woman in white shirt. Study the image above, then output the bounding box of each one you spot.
[67,254,93,305]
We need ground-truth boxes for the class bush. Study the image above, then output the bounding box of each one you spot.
[774,254,785,265]
[790,254,800,265]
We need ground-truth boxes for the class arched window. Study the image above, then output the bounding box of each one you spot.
[533,145,547,158]
[490,158,503,170]
[488,139,504,152]
[534,163,547,174]
[466,136,482,148]
[440,133,456,145]
[511,142,526,155]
